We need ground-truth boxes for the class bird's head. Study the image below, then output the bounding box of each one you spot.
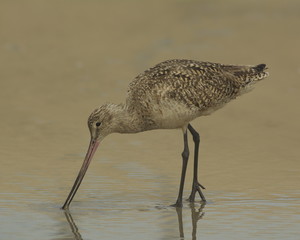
[62,103,124,210]
[87,104,116,143]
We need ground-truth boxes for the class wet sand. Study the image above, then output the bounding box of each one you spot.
[1,0,300,239]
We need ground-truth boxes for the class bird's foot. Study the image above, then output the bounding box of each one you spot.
[188,181,206,202]
[170,201,183,208]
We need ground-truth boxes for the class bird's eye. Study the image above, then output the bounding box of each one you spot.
[96,122,101,127]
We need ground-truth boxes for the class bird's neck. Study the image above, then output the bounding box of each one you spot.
[110,103,143,134]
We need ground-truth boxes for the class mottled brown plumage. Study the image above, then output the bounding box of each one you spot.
[63,59,269,209]
[128,60,267,114]
[88,59,268,135]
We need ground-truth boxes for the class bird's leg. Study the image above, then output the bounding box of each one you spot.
[187,124,206,202]
[171,130,189,208]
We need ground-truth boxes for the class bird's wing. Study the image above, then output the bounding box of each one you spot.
[126,59,267,112]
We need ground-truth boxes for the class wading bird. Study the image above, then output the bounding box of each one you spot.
[62,59,268,209]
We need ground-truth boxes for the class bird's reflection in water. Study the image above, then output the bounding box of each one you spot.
[176,202,206,240]
[64,210,83,240]
[63,203,205,240]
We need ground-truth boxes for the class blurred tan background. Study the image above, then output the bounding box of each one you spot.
[0,1,299,239]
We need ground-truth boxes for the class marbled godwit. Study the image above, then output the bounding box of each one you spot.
[62,59,268,209]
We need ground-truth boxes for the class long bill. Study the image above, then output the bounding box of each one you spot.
[62,139,100,210]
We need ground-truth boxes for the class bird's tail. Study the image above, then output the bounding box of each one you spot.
[246,64,269,83]
[223,63,269,85]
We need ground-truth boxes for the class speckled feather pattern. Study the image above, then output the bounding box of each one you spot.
[88,59,268,135]
[125,59,268,130]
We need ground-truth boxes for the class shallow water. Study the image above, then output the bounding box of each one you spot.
[1,0,300,239]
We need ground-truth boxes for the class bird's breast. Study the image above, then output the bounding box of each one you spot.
[149,98,199,129]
